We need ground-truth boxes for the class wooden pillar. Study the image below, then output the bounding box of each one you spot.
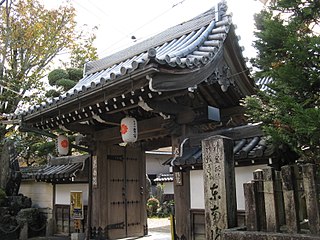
[91,141,104,228]
[244,182,258,231]
[302,164,320,235]
[172,134,191,239]
[253,169,266,231]
[263,167,280,232]
[202,136,237,240]
[86,155,93,239]
[281,165,300,233]
[173,170,190,239]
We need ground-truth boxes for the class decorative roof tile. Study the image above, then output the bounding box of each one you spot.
[154,173,174,183]
[164,124,277,168]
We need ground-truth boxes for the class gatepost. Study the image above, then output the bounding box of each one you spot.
[202,135,237,240]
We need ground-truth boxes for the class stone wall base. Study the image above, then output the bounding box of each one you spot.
[223,229,320,240]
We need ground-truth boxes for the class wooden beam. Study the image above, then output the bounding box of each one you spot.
[220,106,245,118]
[20,125,92,153]
[141,136,171,151]
[65,123,96,134]
[94,116,168,143]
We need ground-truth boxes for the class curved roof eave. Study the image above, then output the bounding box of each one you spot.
[18,2,253,122]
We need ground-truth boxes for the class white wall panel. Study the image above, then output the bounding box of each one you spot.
[20,182,53,208]
[189,164,267,210]
[55,183,89,205]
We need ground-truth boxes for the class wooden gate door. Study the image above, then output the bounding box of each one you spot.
[106,146,146,239]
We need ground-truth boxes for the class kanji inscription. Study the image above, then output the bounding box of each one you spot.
[202,136,237,240]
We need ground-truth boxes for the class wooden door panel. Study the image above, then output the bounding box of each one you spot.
[99,145,146,239]
[107,146,126,239]
[125,148,146,237]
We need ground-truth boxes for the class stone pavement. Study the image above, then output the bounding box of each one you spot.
[28,218,172,240]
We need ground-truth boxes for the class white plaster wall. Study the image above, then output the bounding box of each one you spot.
[20,181,53,208]
[55,183,89,205]
[163,182,174,194]
[189,165,267,210]
[146,153,171,175]
[190,170,205,209]
[235,164,266,210]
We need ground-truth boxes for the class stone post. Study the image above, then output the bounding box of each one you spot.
[281,165,300,233]
[202,136,237,240]
[302,164,320,235]
[253,169,266,231]
[19,222,28,240]
[244,182,259,231]
[263,167,280,232]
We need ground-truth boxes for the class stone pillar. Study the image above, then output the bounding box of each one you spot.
[202,136,237,240]
[281,165,300,233]
[302,164,320,235]
[244,182,258,231]
[19,222,28,240]
[263,167,280,232]
[253,169,266,231]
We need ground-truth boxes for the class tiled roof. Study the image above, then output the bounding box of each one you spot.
[18,1,241,119]
[154,173,174,183]
[165,133,275,168]
[21,155,89,183]
[35,162,83,182]
[256,77,273,91]
[21,165,45,180]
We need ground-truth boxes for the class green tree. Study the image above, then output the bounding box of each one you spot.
[243,0,320,163]
[0,0,77,125]
[46,26,98,97]
[69,26,98,69]
[0,0,97,166]
[45,68,82,97]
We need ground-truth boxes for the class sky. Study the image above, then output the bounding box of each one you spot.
[44,0,265,61]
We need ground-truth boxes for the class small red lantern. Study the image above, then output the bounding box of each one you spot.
[57,135,69,155]
[120,117,138,143]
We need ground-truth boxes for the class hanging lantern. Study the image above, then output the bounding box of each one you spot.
[57,135,69,156]
[120,117,138,143]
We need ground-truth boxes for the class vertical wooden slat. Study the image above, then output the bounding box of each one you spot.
[263,167,280,232]
[302,164,320,235]
[202,136,237,240]
[244,181,259,231]
[281,165,300,233]
[253,169,266,231]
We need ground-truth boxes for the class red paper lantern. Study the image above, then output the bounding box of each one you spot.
[57,135,69,155]
[120,117,138,143]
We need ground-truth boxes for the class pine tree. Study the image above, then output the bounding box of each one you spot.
[244,0,320,163]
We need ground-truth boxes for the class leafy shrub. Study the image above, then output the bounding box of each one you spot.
[56,78,76,91]
[48,69,69,86]
[147,197,160,217]
[67,68,83,81]
[45,89,60,98]
[157,200,174,218]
